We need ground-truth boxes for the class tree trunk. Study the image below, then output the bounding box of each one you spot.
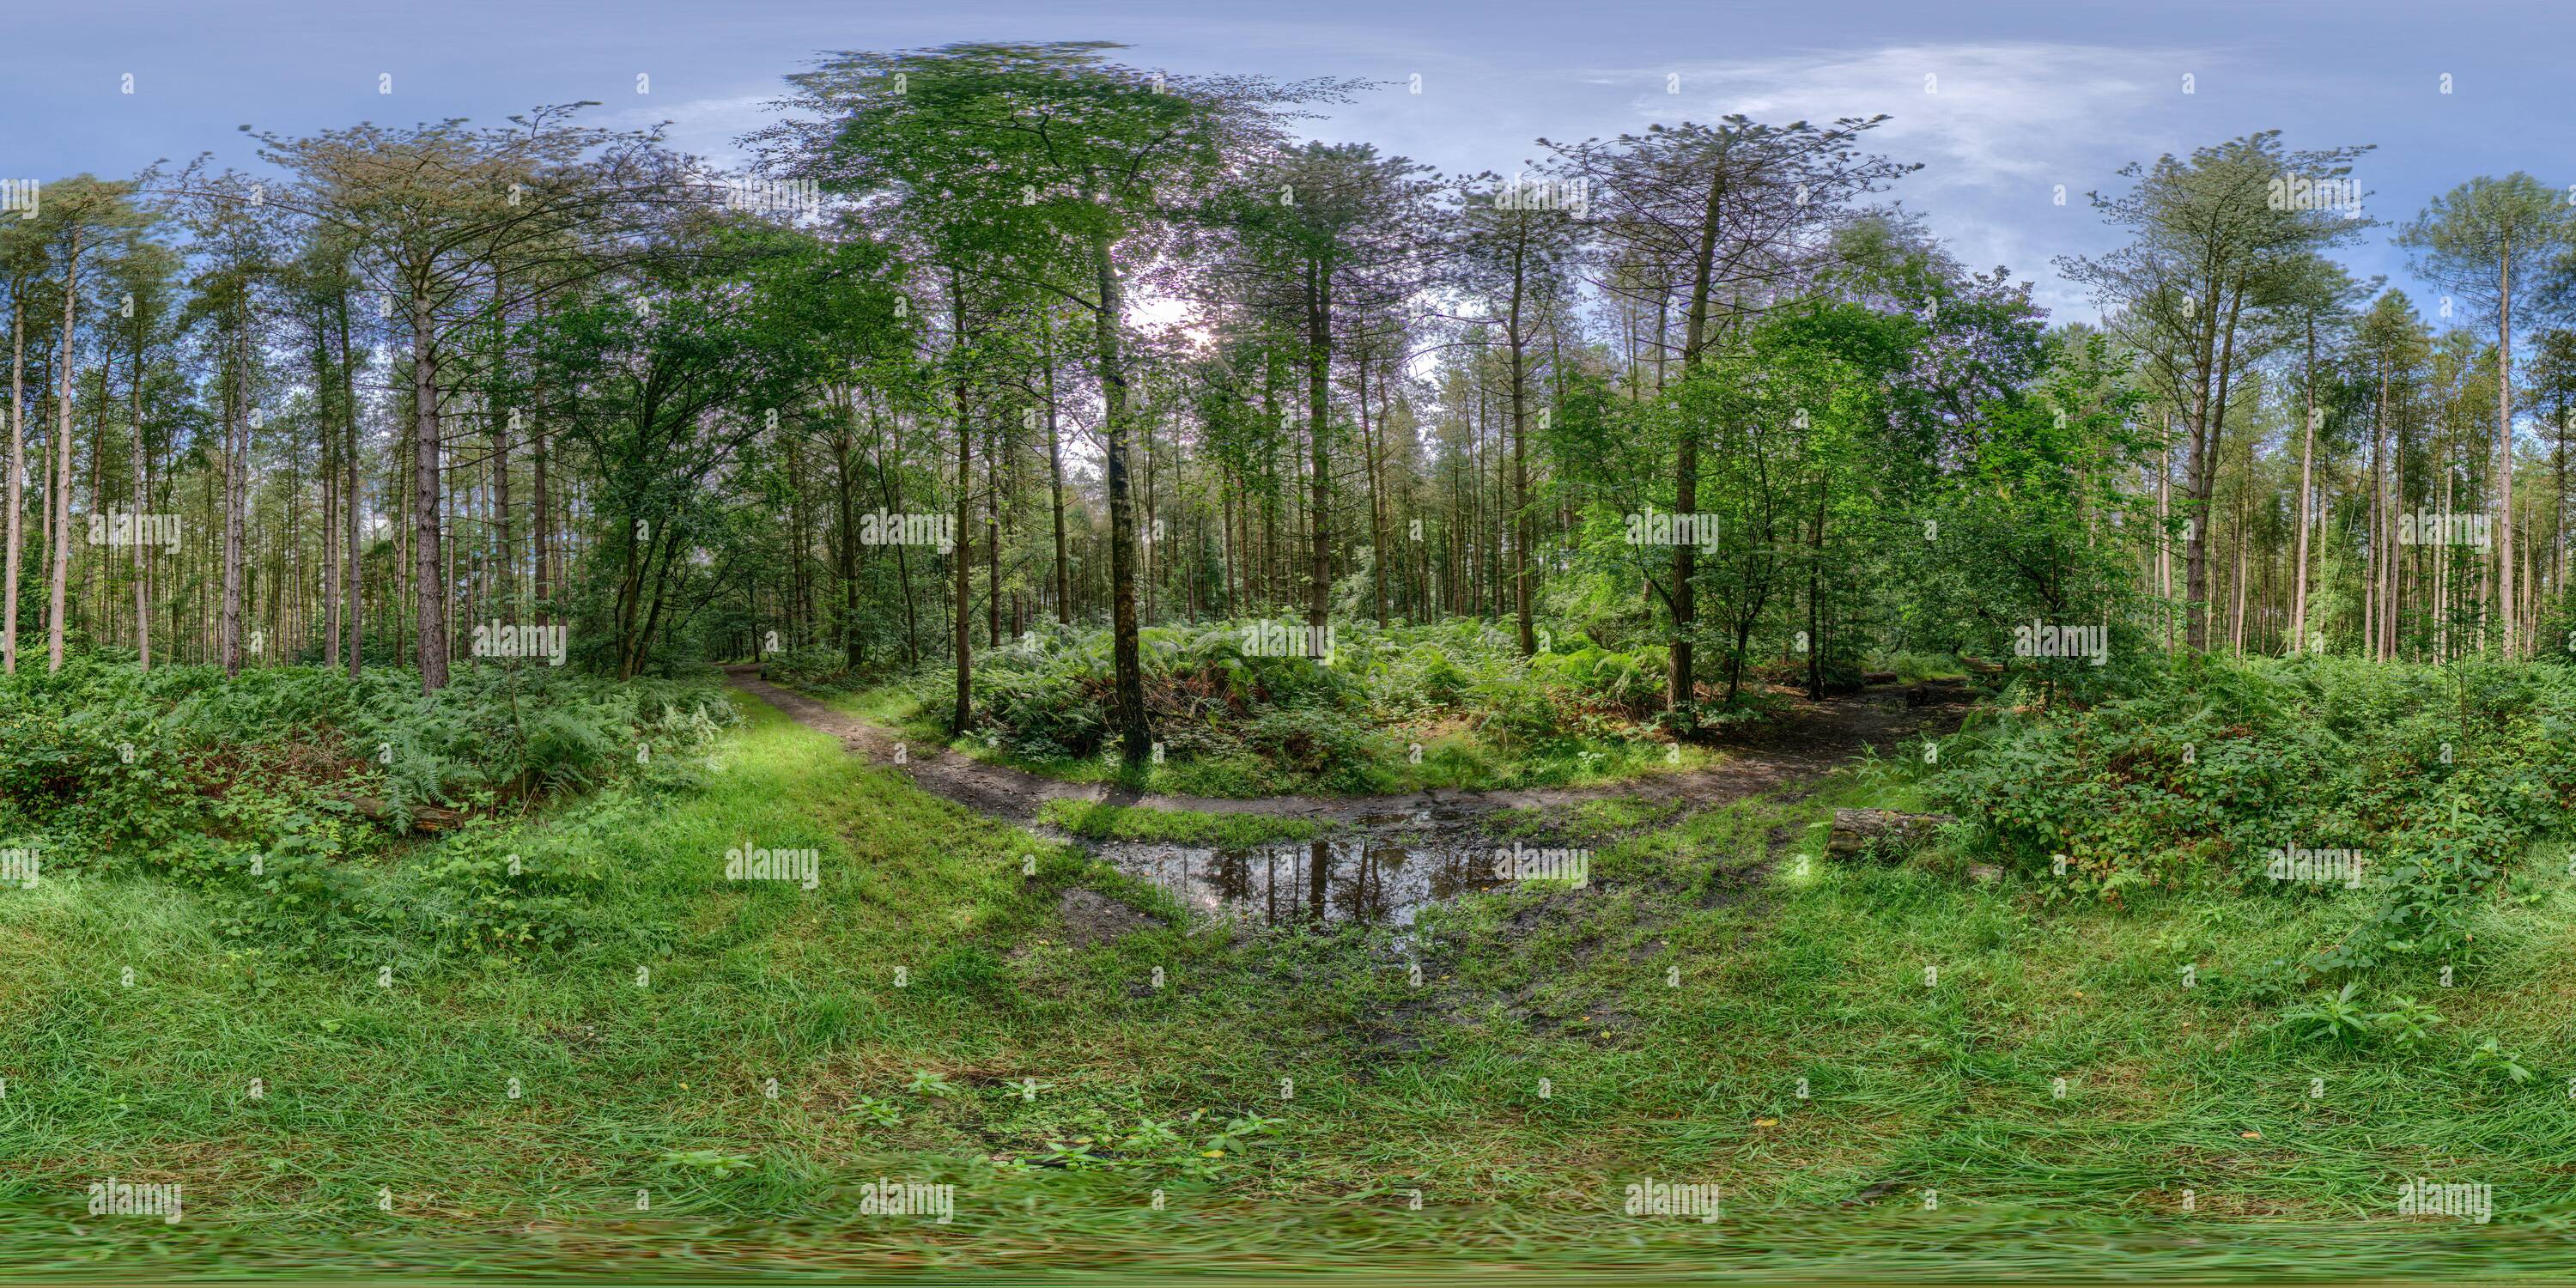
[1668,162,1730,724]
[1508,234,1535,657]
[46,230,82,672]
[5,288,24,674]
[2292,319,2317,653]
[834,398,860,670]
[949,282,974,732]
[1041,311,1071,624]
[1304,259,1332,636]
[1094,233,1151,762]
[130,300,151,670]
[2497,252,2518,656]
[409,293,447,690]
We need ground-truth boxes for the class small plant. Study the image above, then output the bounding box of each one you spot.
[906,1070,961,1098]
[2368,995,2446,1048]
[2280,982,2371,1044]
[2466,1037,2534,1084]
[658,1148,756,1178]
[844,1094,902,1127]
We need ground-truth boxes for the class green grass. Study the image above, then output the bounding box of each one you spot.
[1487,795,1692,841]
[1036,799,1324,847]
[9,690,2576,1276]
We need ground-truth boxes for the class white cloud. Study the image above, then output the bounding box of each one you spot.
[603,91,776,167]
[1605,42,2227,319]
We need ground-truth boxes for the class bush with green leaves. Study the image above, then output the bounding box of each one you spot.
[870,616,1717,778]
[1931,653,2576,980]
[0,658,732,966]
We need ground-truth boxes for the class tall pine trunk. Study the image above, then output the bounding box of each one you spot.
[5,288,25,675]
[46,229,82,672]
[409,293,447,691]
[948,280,974,732]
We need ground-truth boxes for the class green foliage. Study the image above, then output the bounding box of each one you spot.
[855,617,1715,793]
[0,659,730,966]
[0,659,734,848]
[2279,982,2371,1044]
[1934,653,2576,982]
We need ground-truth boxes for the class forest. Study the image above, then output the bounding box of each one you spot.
[10,33,2576,1281]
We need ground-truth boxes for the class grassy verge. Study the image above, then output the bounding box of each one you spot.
[7,690,2576,1276]
[1036,799,1324,847]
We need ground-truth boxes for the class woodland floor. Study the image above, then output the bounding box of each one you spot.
[722,664,1976,829]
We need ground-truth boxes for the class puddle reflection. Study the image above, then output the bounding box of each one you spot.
[1098,835,1511,927]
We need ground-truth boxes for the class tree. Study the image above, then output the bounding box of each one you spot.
[1552,115,1912,726]
[2270,254,2375,653]
[2399,173,2574,657]
[1225,142,1442,642]
[2060,132,2371,652]
[761,41,1351,762]
[32,178,151,671]
[1456,166,1582,654]
[251,106,670,691]
[0,207,42,673]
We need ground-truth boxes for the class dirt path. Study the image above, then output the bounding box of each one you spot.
[726,665,1972,829]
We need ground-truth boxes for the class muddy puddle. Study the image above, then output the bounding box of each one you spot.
[1085,808,1583,927]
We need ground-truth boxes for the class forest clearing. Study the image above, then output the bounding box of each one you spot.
[8,2,2576,1280]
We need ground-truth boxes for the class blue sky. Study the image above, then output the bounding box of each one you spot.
[9,0,2569,323]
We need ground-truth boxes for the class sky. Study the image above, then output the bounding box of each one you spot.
[7,0,2570,325]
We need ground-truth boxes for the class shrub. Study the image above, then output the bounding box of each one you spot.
[1931,654,2576,979]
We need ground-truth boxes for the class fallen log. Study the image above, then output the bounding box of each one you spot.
[343,795,470,833]
[1860,671,1899,685]
[1826,808,1958,860]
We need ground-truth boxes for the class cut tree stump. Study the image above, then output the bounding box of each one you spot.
[1826,808,1957,860]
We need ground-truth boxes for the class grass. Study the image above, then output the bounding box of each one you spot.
[7,687,2576,1276]
[1486,795,1692,841]
[1036,799,1324,847]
